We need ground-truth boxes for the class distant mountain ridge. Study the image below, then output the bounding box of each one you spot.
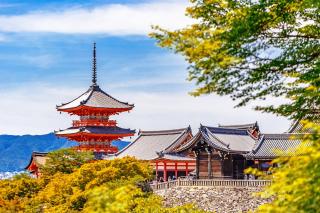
[0,133,130,172]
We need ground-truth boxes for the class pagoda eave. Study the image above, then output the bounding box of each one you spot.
[56,132,134,141]
[57,105,133,116]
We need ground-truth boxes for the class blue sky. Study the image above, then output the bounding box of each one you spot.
[0,0,291,135]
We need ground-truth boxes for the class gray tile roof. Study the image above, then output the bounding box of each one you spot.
[245,134,304,159]
[57,85,134,110]
[218,122,259,130]
[203,126,257,152]
[116,127,191,160]
[55,126,135,135]
[175,125,257,153]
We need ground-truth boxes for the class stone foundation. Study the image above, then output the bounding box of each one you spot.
[156,186,272,213]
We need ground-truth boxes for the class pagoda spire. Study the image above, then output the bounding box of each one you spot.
[92,42,97,86]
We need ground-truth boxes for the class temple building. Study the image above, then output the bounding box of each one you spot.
[55,43,135,154]
[174,122,306,179]
[25,152,48,178]
[113,127,196,180]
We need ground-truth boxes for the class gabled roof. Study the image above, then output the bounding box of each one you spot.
[55,126,135,136]
[206,126,258,152]
[56,85,134,111]
[115,127,192,160]
[176,125,258,153]
[245,134,304,159]
[25,152,48,170]
[218,122,259,130]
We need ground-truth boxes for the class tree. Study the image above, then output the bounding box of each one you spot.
[0,157,204,212]
[151,0,319,120]
[40,148,94,177]
[151,0,320,212]
[246,123,320,212]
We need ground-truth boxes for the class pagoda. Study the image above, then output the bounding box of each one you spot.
[55,43,135,154]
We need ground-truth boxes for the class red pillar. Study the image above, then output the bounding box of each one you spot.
[155,162,158,180]
[175,162,178,178]
[185,162,189,176]
[164,162,167,181]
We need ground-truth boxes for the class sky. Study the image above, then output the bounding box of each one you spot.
[0,0,291,135]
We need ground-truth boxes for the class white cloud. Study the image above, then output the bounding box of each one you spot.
[0,53,55,68]
[0,1,193,35]
[0,84,291,135]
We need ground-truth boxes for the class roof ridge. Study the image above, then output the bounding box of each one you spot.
[203,125,248,135]
[139,127,189,135]
[218,123,257,128]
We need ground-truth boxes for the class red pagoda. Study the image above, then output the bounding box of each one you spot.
[55,43,135,154]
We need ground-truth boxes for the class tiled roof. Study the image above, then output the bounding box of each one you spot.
[115,127,191,160]
[203,126,257,152]
[57,85,134,110]
[175,125,257,153]
[245,134,304,159]
[55,126,135,135]
[218,122,258,130]
[154,153,195,161]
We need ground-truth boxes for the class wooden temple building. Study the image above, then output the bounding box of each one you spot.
[55,43,135,155]
[114,121,307,180]
[25,152,48,178]
[114,127,196,180]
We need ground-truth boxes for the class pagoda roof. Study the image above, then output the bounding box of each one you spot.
[115,127,192,160]
[56,43,134,114]
[245,133,305,159]
[55,126,135,136]
[56,85,134,112]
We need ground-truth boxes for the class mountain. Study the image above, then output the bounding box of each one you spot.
[0,133,130,172]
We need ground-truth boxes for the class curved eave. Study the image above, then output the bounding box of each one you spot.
[56,85,134,113]
[56,132,135,138]
[57,105,134,115]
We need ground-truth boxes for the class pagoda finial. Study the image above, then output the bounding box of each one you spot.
[92,42,97,86]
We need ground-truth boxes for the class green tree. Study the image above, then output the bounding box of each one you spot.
[0,156,204,213]
[40,148,94,176]
[151,0,320,212]
[151,0,319,120]
[246,123,320,212]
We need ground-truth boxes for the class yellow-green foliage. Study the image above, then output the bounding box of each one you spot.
[0,156,204,213]
[40,148,95,177]
[246,122,320,213]
[150,0,319,121]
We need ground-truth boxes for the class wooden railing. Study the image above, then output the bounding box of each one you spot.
[150,179,271,191]
[73,119,117,127]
